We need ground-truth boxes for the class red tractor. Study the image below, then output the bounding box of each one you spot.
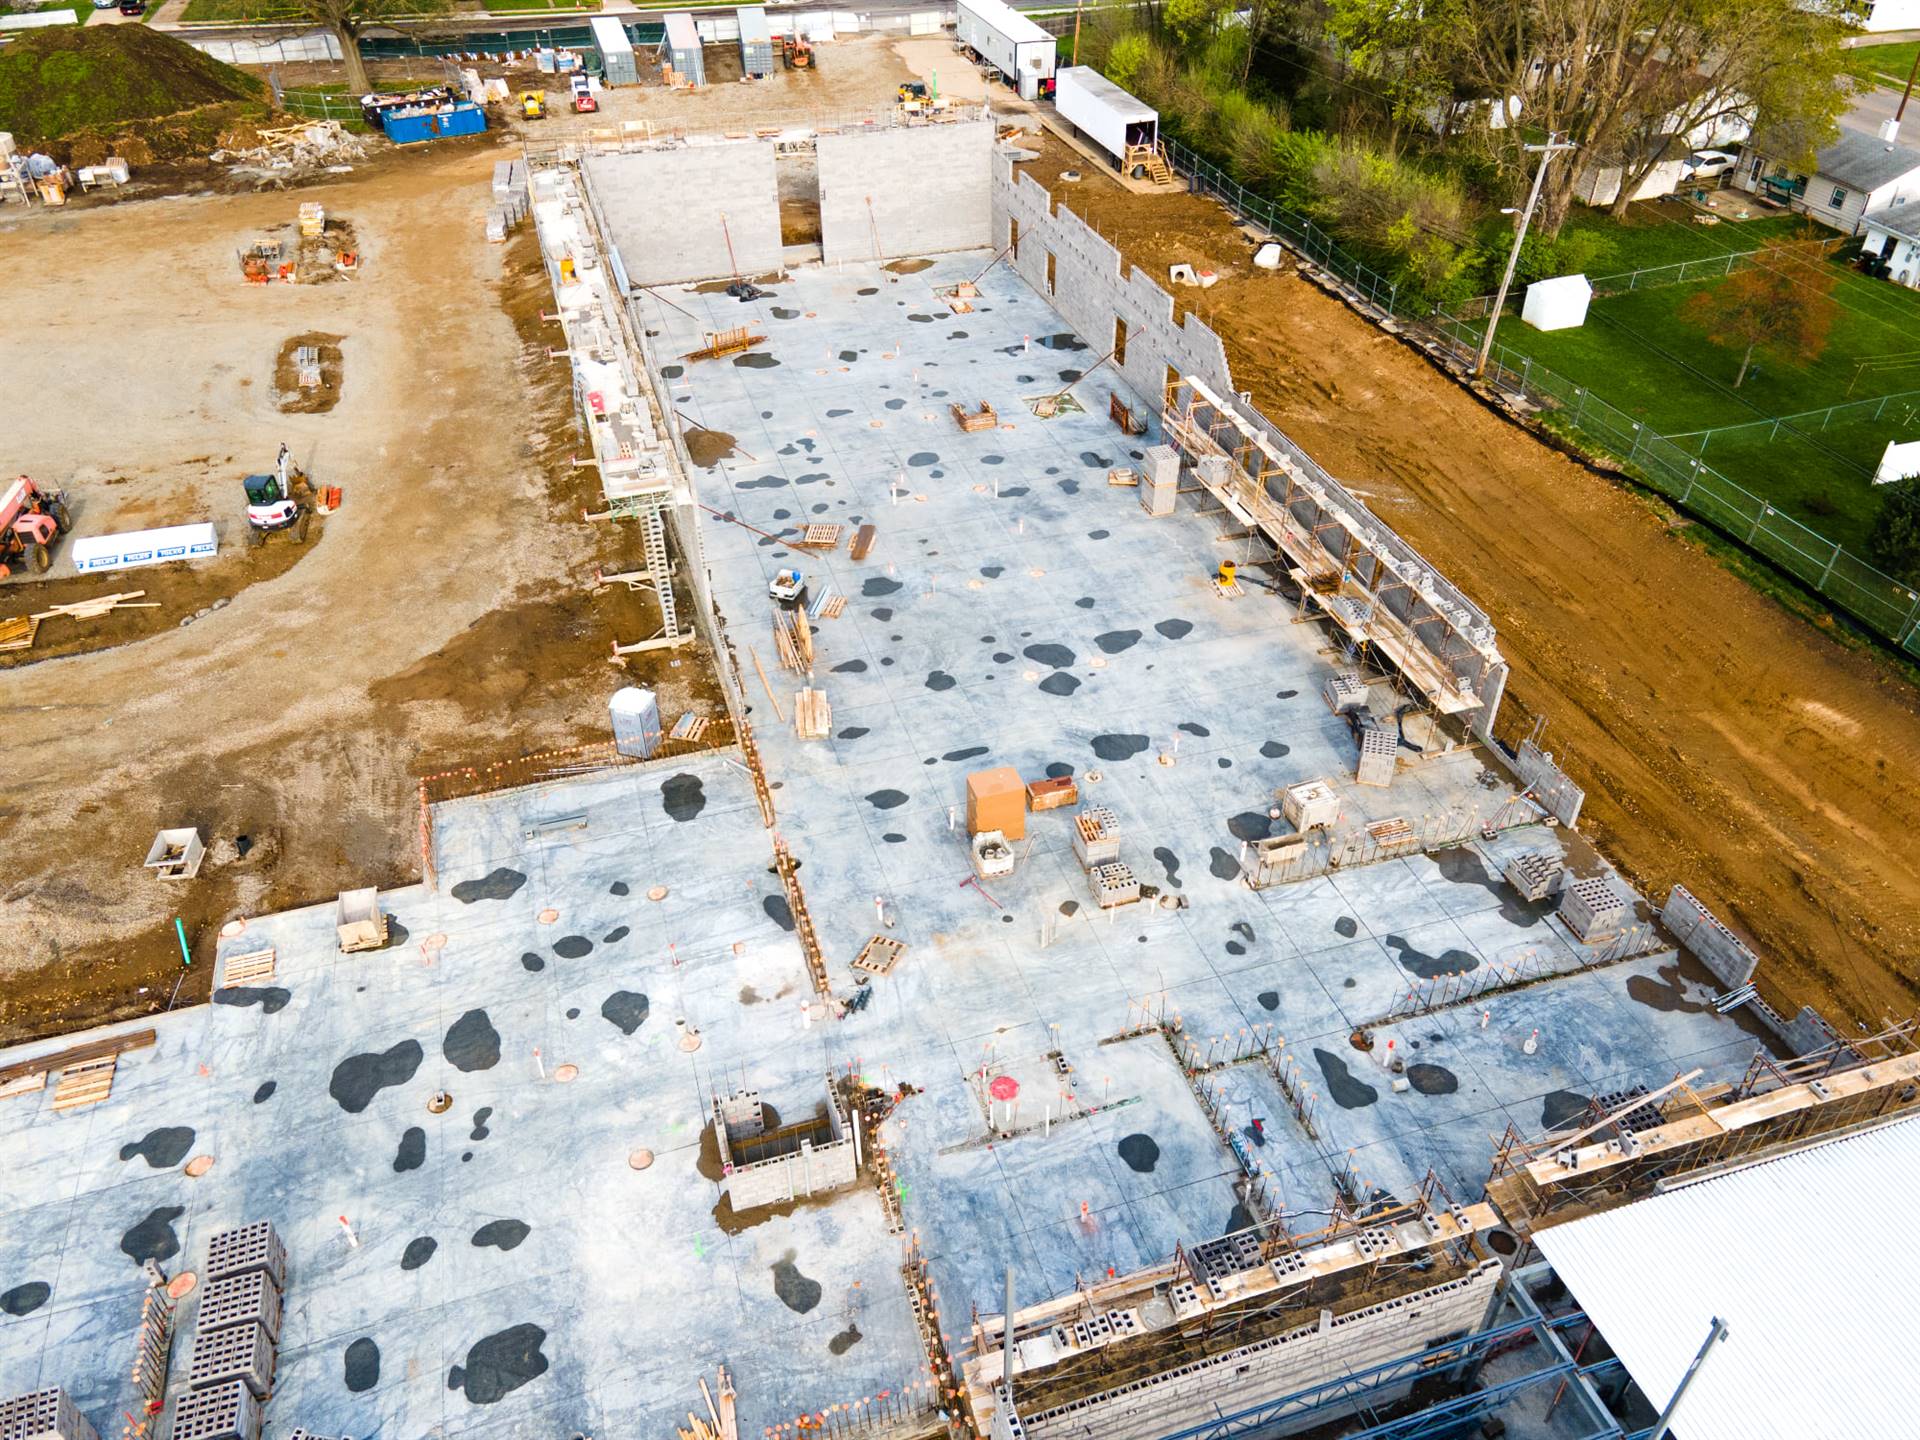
[0,476,71,578]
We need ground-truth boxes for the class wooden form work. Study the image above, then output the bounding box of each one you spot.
[682,327,765,363]
[852,935,908,976]
[793,687,831,740]
[1163,376,1498,718]
[950,400,997,432]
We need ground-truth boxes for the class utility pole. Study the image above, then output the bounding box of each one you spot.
[1474,133,1577,379]
[1885,46,1920,143]
[1648,1315,1728,1440]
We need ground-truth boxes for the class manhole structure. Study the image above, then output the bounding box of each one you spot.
[184,1155,215,1178]
[166,1273,198,1301]
[554,1064,580,1084]
[628,1148,655,1171]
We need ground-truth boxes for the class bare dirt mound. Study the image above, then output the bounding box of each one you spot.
[1022,143,1920,1030]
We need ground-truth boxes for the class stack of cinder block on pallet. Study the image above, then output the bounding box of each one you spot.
[1354,727,1397,788]
[487,158,530,243]
[1138,443,1179,519]
[0,1387,99,1440]
[176,1222,288,1440]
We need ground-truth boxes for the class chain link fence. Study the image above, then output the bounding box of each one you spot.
[1665,387,1920,454]
[1152,140,1920,655]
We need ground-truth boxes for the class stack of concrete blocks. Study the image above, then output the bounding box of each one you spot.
[1281,780,1340,833]
[169,1381,262,1440]
[488,158,530,244]
[966,767,1027,841]
[1323,672,1368,714]
[1660,885,1759,990]
[1559,876,1631,941]
[198,1270,282,1349]
[1071,807,1121,867]
[1090,862,1139,908]
[738,5,774,76]
[1502,851,1563,903]
[1354,728,1396,788]
[186,1322,274,1401]
[712,1080,858,1212]
[1011,1262,1503,1440]
[1138,444,1179,519]
[0,1388,99,1440]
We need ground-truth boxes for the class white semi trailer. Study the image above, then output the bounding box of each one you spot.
[955,0,1057,100]
[1054,65,1161,173]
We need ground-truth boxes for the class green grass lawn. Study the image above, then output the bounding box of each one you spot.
[1470,248,1920,550]
[26,0,86,23]
[1558,201,1821,281]
[486,0,600,12]
[1849,39,1920,89]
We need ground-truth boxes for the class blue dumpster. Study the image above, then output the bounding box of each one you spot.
[383,101,487,145]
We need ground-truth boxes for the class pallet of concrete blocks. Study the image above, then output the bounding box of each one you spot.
[298,201,324,238]
[1071,806,1121,867]
[1502,851,1563,903]
[169,1379,262,1440]
[1559,875,1632,941]
[1323,671,1368,714]
[1090,861,1139,908]
[205,1221,287,1291]
[1354,727,1396,788]
[1281,779,1340,833]
[0,1386,100,1440]
[188,1319,275,1399]
[198,1268,283,1343]
[485,206,509,244]
[1138,443,1179,519]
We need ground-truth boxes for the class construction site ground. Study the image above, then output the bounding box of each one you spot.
[0,140,725,1045]
[1011,131,1920,1035]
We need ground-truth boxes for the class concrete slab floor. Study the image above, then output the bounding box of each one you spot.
[0,251,1773,1440]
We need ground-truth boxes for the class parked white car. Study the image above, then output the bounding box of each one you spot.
[1684,150,1740,180]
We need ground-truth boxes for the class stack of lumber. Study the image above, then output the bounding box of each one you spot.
[950,400,997,432]
[794,688,831,740]
[771,605,814,671]
[4,591,158,652]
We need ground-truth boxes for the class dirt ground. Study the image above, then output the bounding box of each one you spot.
[1016,132,1920,1032]
[0,140,723,1045]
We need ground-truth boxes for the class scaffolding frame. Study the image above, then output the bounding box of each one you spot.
[1162,376,1501,724]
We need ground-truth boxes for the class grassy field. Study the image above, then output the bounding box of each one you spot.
[1558,200,1819,280]
[486,0,601,12]
[1849,39,1920,89]
[1472,229,1920,551]
[179,0,445,22]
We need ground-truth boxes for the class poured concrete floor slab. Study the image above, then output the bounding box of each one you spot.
[0,250,1773,1440]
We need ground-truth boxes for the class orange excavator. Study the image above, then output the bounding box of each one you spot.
[783,35,812,69]
[0,476,70,578]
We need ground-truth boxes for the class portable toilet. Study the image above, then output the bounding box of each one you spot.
[663,12,704,87]
[738,6,774,78]
[609,686,662,759]
[591,16,637,87]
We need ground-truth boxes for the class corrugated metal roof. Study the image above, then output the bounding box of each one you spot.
[1533,1117,1920,1440]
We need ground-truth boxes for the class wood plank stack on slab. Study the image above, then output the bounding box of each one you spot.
[849,524,877,561]
[793,688,831,740]
[52,1055,118,1111]
[220,948,277,987]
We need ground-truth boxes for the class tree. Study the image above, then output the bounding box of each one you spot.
[299,0,448,98]
[1679,240,1838,387]
[1419,0,1864,236]
[1868,475,1920,589]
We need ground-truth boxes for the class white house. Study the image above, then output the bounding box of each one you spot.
[1858,0,1920,33]
[1733,129,1920,233]
[1861,199,1920,287]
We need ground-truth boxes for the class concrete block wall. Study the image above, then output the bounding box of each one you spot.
[991,157,1508,735]
[1019,1261,1501,1440]
[717,1089,766,1142]
[583,145,783,285]
[1661,885,1759,989]
[726,1135,857,1210]
[1513,739,1585,827]
[818,123,993,264]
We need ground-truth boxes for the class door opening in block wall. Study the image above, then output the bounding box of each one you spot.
[1113,316,1129,366]
[776,148,822,250]
[1045,250,1056,295]
[1009,216,1020,260]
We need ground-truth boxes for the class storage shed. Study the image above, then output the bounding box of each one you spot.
[590,17,637,87]
[1053,66,1158,168]
[1520,273,1592,332]
[738,6,774,78]
[662,12,704,87]
[955,0,1056,100]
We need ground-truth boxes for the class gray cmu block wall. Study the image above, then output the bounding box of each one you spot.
[991,156,1509,736]
[1661,884,1759,989]
[1019,1261,1501,1440]
[817,123,992,265]
[583,145,782,285]
[1511,739,1585,827]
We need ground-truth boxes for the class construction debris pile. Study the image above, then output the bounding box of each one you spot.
[214,121,366,186]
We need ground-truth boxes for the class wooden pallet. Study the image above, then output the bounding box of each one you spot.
[52,1056,117,1112]
[0,1028,155,1090]
[0,1070,47,1101]
[812,593,846,621]
[220,948,277,987]
[790,523,842,551]
[1109,391,1148,435]
[682,326,766,363]
[794,687,831,740]
[1366,817,1415,844]
[849,524,877,561]
[852,934,908,976]
[0,615,40,652]
[1106,468,1140,488]
[670,711,710,742]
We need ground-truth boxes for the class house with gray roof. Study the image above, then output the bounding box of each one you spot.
[1732,129,1920,234]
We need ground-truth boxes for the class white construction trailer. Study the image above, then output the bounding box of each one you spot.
[1054,66,1160,171]
[955,0,1056,100]
[590,17,637,86]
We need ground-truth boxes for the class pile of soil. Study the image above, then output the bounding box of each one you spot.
[0,27,268,159]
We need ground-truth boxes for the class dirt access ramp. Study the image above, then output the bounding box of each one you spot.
[1020,140,1920,1030]
[0,143,721,1045]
